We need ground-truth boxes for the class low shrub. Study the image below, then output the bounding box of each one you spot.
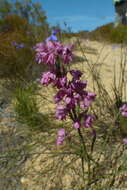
[14,83,42,130]
[89,23,127,44]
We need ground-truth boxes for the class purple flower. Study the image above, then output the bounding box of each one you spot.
[122,138,127,144]
[70,70,83,80]
[35,41,59,65]
[56,128,66,145]
[56,136,64,145]
[83,114,95,128]
[58,128,66,136]
[54,89,66,103]
[46,30,59,42]
[62,45,74,63]
[11,42,18,47]
[17,43,25,48]
[35,41,73,66]
[120,104,127,117]
[120,104,127,112]
[55,105,68,120]
[73,94,82,103]
[122,112,127,117]
[65,97,75,109]
[83,92,96,108]
[46,34,58,42]
[35,41,56,65]
[65,87,73,97]
[64,97,72,104]
[73,121,81,129]
[40,71,56,86]
[71,80,87,93]
[53,76,67,89]
[11,42,25,49]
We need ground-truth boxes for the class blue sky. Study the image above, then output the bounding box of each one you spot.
[39,0,115,32]
[11,0,116,32]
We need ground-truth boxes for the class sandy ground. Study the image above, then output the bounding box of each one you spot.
[75,40,127,91]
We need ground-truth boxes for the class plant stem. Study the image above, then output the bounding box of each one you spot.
[77,128,91,185]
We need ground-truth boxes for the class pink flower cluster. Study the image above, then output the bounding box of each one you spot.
[35,41,73,67]
[35,40,96,145]
[56,128,66,145]
[122,138,127,144]
[120,104,127,117]
[54,71,96,126]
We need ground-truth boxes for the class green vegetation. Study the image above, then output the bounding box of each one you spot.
[0,0,49,81]
[89,23,127,43]
[73,23,127,44]
[14,83,40,130]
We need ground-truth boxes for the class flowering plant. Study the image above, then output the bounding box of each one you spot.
[33,32,127,189]
[34,33,98,187]
[35,37,96,146]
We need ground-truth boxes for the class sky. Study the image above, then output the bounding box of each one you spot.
[11,0,116,32]
[39,0,115,32]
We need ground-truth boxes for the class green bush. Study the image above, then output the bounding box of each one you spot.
[0,0,49,83]
[14,83,43,130]
[89,23,127,44]
[14,83,57,131]
[0,14,48,80]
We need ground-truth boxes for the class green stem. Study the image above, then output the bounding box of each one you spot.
[78,128,91,185]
